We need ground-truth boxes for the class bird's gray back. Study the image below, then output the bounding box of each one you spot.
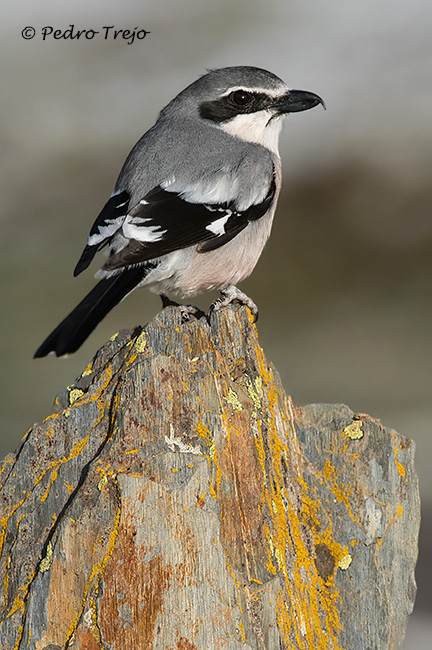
[116,117,277,210]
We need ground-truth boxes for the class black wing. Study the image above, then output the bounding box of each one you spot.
[74,190,130,276]
[104,173,276,271]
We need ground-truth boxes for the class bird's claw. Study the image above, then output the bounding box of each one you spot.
[160,295,205,322]
[208,286,259,323]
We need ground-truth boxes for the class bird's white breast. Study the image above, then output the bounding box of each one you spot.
[142,162,282,298]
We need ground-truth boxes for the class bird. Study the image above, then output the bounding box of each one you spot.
[34,66,324,358]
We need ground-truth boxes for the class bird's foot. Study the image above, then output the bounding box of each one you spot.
[179,304,206,322]
[208,286,259,323]
[160,295,205,323]
[160,294,180,308]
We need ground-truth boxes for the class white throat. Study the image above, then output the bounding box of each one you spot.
[220,111,284,156]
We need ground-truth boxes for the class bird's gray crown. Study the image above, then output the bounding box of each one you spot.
[159,66,288,122]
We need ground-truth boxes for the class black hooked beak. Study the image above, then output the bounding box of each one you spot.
[275,89,326,114]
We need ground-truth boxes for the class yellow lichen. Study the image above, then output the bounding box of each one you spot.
[195,419,212,444]
[317,460,360,526]
[2,557,10,610]
[224,388,243,411]
[68,388,84,405]
[343,421,364,440]
[338,554,352,570]
[237,620,247,642]
[207,441,221,499]
[391,433,406,478]
[12,623,25,650]
[39,541,53,573]
[134,331,147,353]
[40,467,59,504]
[81,364,93,377]
[249,343,345,648]
[246,375,264,417]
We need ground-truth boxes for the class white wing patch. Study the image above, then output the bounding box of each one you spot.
[206,214,231,236]
[122,216,166,243]
[87,218,124,245]
[161,175,239,206]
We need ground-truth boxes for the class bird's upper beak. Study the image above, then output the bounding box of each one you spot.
[274,89,326,114]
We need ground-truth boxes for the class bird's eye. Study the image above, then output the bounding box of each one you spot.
[231,90,252,106]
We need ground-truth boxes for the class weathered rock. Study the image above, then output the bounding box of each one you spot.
[0,305,419,649]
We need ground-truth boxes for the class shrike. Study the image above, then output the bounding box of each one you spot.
[34,66,324,357]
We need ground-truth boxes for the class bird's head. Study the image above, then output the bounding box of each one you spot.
[161,66,325,155]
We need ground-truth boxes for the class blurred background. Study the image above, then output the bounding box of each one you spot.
[1,0,431,644]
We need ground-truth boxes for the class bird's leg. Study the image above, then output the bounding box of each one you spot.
[208,285,259,323]
[160,294,180,308]
[160,294,205,322]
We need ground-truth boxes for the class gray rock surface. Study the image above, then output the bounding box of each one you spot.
[0,305,419,649]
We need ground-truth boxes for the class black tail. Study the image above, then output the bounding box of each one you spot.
[34,268,146,357]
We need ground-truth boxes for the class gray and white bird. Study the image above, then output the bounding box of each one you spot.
[34,66,324,357]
